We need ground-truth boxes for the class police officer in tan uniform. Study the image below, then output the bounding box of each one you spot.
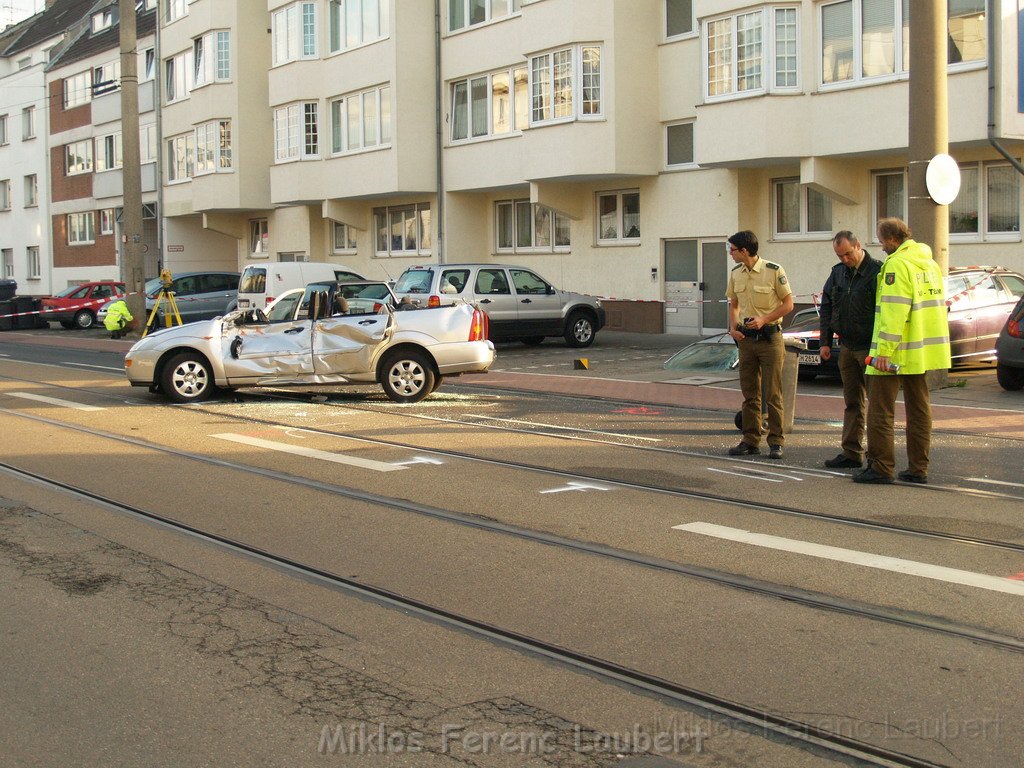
[725,230,794,459]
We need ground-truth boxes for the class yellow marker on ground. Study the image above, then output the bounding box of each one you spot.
[573,358,589,370]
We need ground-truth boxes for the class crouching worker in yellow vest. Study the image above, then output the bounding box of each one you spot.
[104,299,133,340]
[854,217,951,485]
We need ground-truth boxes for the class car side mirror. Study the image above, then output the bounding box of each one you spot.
[546,285,555,295]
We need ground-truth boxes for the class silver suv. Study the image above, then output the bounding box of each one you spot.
[393,263,605,347]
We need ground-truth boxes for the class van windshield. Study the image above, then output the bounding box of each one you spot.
[239,267,267,293]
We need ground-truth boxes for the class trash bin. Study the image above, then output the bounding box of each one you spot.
[14,296,37,329]
[0,278,16,301]
[733,337,804,434]
[0,300,12,331]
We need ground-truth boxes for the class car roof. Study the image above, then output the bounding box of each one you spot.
[948,266,1022,277]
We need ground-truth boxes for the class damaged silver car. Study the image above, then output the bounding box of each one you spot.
[124,281,494,404]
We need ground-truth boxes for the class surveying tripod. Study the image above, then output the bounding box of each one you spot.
[142,269,184,337]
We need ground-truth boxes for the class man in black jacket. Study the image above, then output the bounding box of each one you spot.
[819,231,882,469]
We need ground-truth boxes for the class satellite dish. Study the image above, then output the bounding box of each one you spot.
[925,154,961,206]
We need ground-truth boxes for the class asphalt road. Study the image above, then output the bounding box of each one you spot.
[0,333,1022,767]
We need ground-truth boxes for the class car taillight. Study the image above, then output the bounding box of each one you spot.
[1009,320,1022,338]
[428,295,440,308]
[372,302,383,313]
[468,309,488,341]
[265,296,274,306]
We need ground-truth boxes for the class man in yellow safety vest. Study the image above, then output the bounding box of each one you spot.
[854,217,951,485]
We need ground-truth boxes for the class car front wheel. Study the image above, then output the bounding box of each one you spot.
[996,362,1024,391]
[381,349,436,403]
[564,312,595,348]
[73,310,95,329]
[161,352,215,403]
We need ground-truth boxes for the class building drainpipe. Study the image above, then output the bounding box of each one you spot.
[988,0,1024,175]
[434,0,445,264]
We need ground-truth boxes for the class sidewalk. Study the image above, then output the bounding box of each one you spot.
[2,327,1022,440]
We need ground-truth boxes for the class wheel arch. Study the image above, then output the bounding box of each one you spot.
[153,346,219,389]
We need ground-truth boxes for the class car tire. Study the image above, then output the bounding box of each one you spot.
[996,362,1024,392]
[73,310,95,329]
[564,311,596,348]
[160,352,215,403]
[59,320,75,329]
[522,336,545,346]
[381,349,435,403]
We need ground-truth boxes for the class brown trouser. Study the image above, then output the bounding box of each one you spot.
[866,373,932,479]
[838,347,869,462]
[738,332,785,447]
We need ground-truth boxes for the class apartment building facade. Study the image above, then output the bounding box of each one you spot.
[46,0,160,289]
[0,0,97,297]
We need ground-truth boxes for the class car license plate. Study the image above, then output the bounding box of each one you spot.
[237,299,249,308]
[798,353,820,365]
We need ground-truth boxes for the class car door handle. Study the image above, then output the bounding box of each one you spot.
[284,327,305,334]
[358,319,378,325]
[480,298,492,304]
[521,299,532,304]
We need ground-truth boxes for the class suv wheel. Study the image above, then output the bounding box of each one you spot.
[997,362,1024,391]
[564,311,595,348]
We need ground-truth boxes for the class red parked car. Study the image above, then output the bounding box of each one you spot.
[40,281,126,329]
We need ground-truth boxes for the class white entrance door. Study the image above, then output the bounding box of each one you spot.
[664,239,730,334]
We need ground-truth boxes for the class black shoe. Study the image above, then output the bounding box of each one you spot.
[852,467,894,484]
[728,442,760,456]
[768,445,784,459]
[898,470,927,484]
[824,454,862,469]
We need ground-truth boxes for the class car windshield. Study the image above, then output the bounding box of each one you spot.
[53,285,84,298]
[663,336,738,372]
[266,291,303,323]
[394,269,434,294]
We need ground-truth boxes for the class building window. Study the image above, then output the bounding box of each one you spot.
[21,106,35,140]
[948,0,985,65]
[194,31,230,86]
[95,132,123,172]
[65,140,93,175]
[950,163,1021,240]
[140,124,157,163]
[597,190,641,243]
[329,0,389,52]
[331,86,390,153]
[24,175,37,207]
[27,246,40,279]
[100,208,115,235]
[165,0,187,23]
[666,121,695,166]
[278,252,308,262]
[332,222,357,252]
[272,2,317,66]
[530,45,602,124]
[64,71,91,107]
[448,0,521,32]
[140,47,156,81]
[449,67,527,142]
[374,203,431,256]
[873,169,906,227]
[274,102,319,161]
[67,213,95,245]
[91,8,113,33]
[93,61,121,96]
[495,200,570,253]
[2,249,12,278]
[195,120,232,174]
[250,219,269,255]
[166,132,195,182]
[666,0,694,38]
[0,114,7,144]
[772,178,833,237]
[705,7,799,100]
[0,179,10,210]
[164,49,194,103]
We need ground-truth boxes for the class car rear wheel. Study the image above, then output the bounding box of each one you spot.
[73,310,95,329]
[59,320,75,329]
[564,312,595,348]
[996,362,1024,391]
[381,349,435,403]
[161,352,215,403]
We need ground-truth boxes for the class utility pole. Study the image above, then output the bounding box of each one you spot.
[907,1,949,275]
[119,0,145,331]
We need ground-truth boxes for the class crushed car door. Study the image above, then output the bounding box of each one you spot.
[220,316,315,382]
[312,310,394,376]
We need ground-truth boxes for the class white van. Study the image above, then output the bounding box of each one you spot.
[235,262,363,310]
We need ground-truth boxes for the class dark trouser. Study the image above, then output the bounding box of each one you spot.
[839,347,869,462]
[738,333,785,447]
[866,373,932,479]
